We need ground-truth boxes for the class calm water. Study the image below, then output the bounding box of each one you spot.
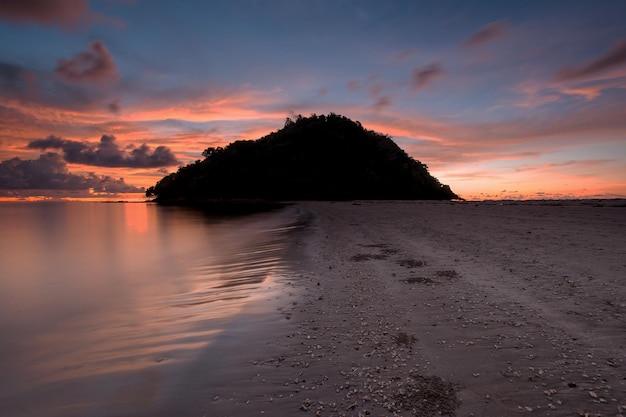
[0,202,303,417]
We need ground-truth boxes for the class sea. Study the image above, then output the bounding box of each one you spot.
[0,201,306,417]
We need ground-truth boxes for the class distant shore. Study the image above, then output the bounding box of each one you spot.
[163,200,626,417]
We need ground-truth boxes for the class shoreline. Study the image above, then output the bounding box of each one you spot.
[166,200,626,416]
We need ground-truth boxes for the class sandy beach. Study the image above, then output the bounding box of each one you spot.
[168,200,626,417]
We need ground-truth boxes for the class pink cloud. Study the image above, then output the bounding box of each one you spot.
[371,96,393,112]
[560,72,626,100]
[462,20,508,49]
[55,40,119,84]
[362,102,626,168]
[0,0,121,29]
[556,38,626,81]
[511,159,619,176]
[411,62,444,90]
[346,74,380,92]
[500,66,626,111]
[369,82,386,97]
[500,80,563,109]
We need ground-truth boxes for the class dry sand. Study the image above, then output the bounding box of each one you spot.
[167,200,626,417]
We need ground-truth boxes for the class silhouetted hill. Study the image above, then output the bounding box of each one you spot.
[146,114,459,203]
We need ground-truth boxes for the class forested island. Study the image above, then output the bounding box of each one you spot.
[146,114,459,204]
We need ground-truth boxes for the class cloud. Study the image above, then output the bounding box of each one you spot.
[559,86,603,100]
[362,100,626,170]
[394,48,416,62]
[346,79,361,91]
[462,20,507,49]
[345,74,380,93]
[108,100,121,113]
[0,62,105,112]
[28,135,179,168]
[0,153,142,193]
[0,0,122,29]
[0,61,37,95]
[412,62,444,90]
[371,95,393,112]
[556,38,626,81]
[369,83,386,97]
[0,0,90,28]
[1,54,121,113]
[0,61,22,83]
[55,40,119,84]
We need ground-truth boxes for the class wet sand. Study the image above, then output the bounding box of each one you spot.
[179,200,626,417]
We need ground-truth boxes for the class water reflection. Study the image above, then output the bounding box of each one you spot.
[0,202,301,417]
[125,203,149,234]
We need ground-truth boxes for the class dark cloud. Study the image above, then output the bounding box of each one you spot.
[0,0,91,28]
[346,79,361,91]
[0,57,119,113]
[28,135,179,168]
[0,61,22,83]
[346,75,379,92]
[394,49,416,62]
[556,38,626,81]
[0,153,143,193]
[371,95,393,112]
[412,62,444,90]
[108,100,121,113]
[367,81,393,111]
[0,0,122,29]
[0,60,105,111]
[462,21,507,49]
[55,40,119,84]
[0,61,37,95]
[369,83,386,97]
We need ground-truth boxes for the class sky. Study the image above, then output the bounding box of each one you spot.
[1,0,625,201]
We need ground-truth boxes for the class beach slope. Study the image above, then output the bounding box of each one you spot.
[197,200,626,417]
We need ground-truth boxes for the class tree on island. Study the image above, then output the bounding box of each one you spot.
[146,113,459,203]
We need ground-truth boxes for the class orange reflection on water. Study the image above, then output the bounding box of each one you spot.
[124,202,148,234]
[0,202,299,417]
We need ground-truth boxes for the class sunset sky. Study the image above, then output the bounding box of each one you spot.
[1,0,625,200]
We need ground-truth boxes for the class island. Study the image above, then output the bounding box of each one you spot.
[146,113,459,204]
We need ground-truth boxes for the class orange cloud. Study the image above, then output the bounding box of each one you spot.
[559,86,602,100]
[121,86,286,123]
